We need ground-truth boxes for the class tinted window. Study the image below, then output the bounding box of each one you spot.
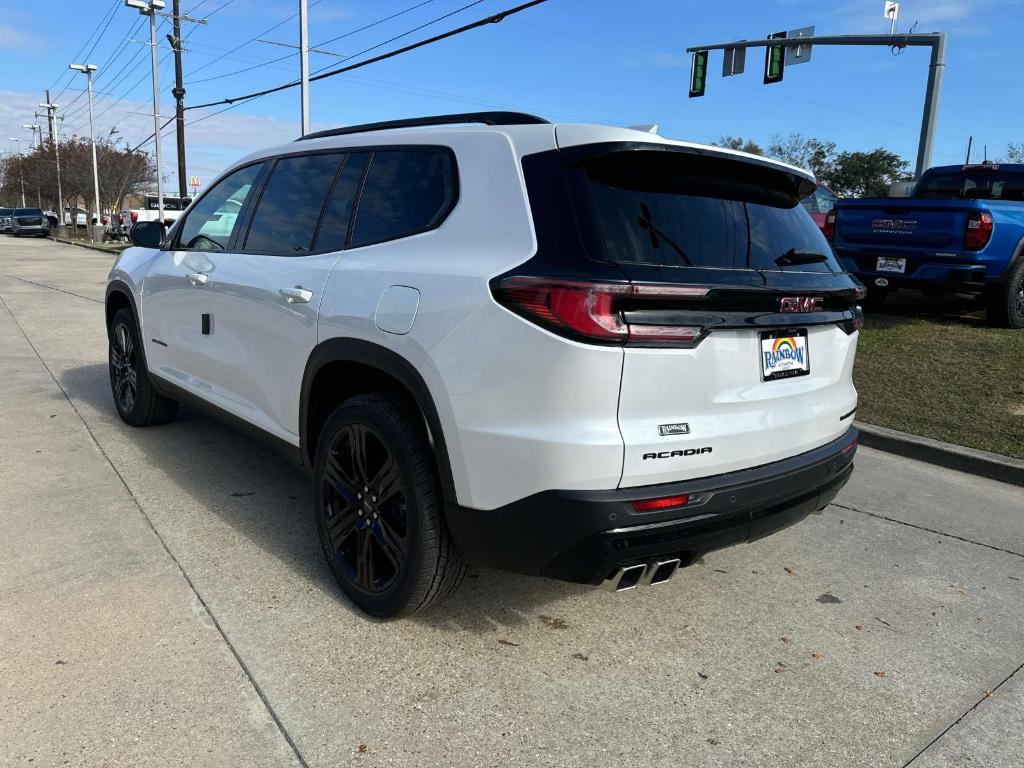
[582,151,838,272]
[15,208,44,216]
[244,153,345,254]
[178,163,263,250]
[914,168,1024,201]
[350,149,455,247]
[314,152,370,252]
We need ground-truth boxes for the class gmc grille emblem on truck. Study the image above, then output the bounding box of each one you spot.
[779,296,824,313]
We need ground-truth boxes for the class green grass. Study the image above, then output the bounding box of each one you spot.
[853,293,1024,459]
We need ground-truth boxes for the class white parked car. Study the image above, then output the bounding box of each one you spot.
[105,112,862,617]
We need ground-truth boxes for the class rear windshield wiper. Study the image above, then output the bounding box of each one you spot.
[775,249,830,267]
[637,203,692,266]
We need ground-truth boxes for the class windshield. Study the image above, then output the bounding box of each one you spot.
[580,151,838,273]
[914,168,1024,201]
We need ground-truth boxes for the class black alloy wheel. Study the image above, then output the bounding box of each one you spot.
[321,422,409,594]
[107,308,178,426]
[314,395,466,618]
[110,320,139,415]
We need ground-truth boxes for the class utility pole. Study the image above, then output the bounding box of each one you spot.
[686,33,947,178]
[170,0,187,198]
[299,0,310,136]
[39,99,65,229]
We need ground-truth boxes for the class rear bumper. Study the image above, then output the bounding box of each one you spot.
[446,427,858,585]
[838,252,996,289]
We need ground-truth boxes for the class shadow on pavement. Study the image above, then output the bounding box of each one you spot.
[59,362,584,627]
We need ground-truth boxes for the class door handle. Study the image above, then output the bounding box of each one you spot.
[186,272,209,286]
[279,286,314,304]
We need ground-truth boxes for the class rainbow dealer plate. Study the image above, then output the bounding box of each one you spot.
[760,329,810,381]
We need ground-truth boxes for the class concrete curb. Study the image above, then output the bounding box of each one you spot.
[48,236,125,255]
[855,421,1024,487]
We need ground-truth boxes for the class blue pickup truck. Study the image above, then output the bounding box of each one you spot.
[828,163,1024,328]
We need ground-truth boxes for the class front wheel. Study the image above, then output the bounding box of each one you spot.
[108,308,179,425]
[985,260,1024,329]
[313,395,466,618]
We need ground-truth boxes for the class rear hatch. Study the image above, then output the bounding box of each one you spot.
[508,137,861,488]
[834,199,973,251]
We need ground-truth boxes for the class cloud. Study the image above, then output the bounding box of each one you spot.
[1,89,330,183]
[0,24,42,53]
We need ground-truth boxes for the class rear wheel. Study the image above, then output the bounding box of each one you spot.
[108,308,179,426]
[985,260,1024,329]
[313,394,466,618]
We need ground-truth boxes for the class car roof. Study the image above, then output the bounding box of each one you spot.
[230,119,813,183]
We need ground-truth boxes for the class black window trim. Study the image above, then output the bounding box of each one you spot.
[168,143,459,257]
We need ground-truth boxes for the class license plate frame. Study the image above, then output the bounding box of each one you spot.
[876,256,907,274]
[760,328,810,382]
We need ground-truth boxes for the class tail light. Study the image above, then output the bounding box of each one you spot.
[101,215,108,225]
[116,214,124,225]
[964,211,993,250]
[130,211,138,223]
[492,277,709,347]
[823,209,837,241]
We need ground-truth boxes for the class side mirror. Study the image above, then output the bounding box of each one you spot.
[129,220,167,249]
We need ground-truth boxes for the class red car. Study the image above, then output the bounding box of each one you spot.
[801,184,837,233]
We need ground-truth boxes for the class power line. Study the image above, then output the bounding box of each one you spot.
[185,0,546,111]
[48,0,122,98]
[185,0,448,86]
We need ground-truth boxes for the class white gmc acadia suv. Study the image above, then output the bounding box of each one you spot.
[105,112,862,618]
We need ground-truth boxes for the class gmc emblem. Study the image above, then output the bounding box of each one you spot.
[779,296,824,313]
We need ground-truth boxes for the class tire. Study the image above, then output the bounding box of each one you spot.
[108,308,179,426]
[313,394,467,618]
[861,284,890,311]
[984,259,1024,329]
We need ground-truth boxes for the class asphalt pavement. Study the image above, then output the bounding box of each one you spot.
[1,236,1021,768]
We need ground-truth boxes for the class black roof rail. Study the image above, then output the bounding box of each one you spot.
[297,111,549,141]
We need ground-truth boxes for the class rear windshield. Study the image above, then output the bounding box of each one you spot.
[914,168,1024,201]
[579,151,838,273]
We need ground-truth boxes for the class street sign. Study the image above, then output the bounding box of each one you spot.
[764,31,786,84]
[785,25,814,65]
[689,50,709,97]
[722,44,746,77]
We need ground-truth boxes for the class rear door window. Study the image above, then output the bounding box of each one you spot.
[243,153,346,254]
[349,149,456,248]
[580,150,838,273]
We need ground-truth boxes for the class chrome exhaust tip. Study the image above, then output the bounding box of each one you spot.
[643,559,681,586]
[601,563,648,592]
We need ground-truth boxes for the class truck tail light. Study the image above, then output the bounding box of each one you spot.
[101,215,108,225]
[823,209,837,241]
[130,211,138,223]
[492,277,709,347]
[964,211,992,250]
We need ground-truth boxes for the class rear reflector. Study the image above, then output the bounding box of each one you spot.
[492,276,710,347]
[632,495,689,512]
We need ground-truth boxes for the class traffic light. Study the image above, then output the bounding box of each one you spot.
[764,31,786,84]
[689,50,709,97]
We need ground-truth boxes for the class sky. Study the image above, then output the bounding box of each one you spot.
[1,0,1023,190]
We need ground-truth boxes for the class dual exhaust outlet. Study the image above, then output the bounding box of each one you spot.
[601,559,681,592]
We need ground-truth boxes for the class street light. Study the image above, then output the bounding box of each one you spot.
[125,0,166,223]
[8,138,26,207]
[70,63,102,241]
[22,124,41,148]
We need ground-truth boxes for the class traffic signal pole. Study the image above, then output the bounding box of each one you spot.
[686,33,947,178]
